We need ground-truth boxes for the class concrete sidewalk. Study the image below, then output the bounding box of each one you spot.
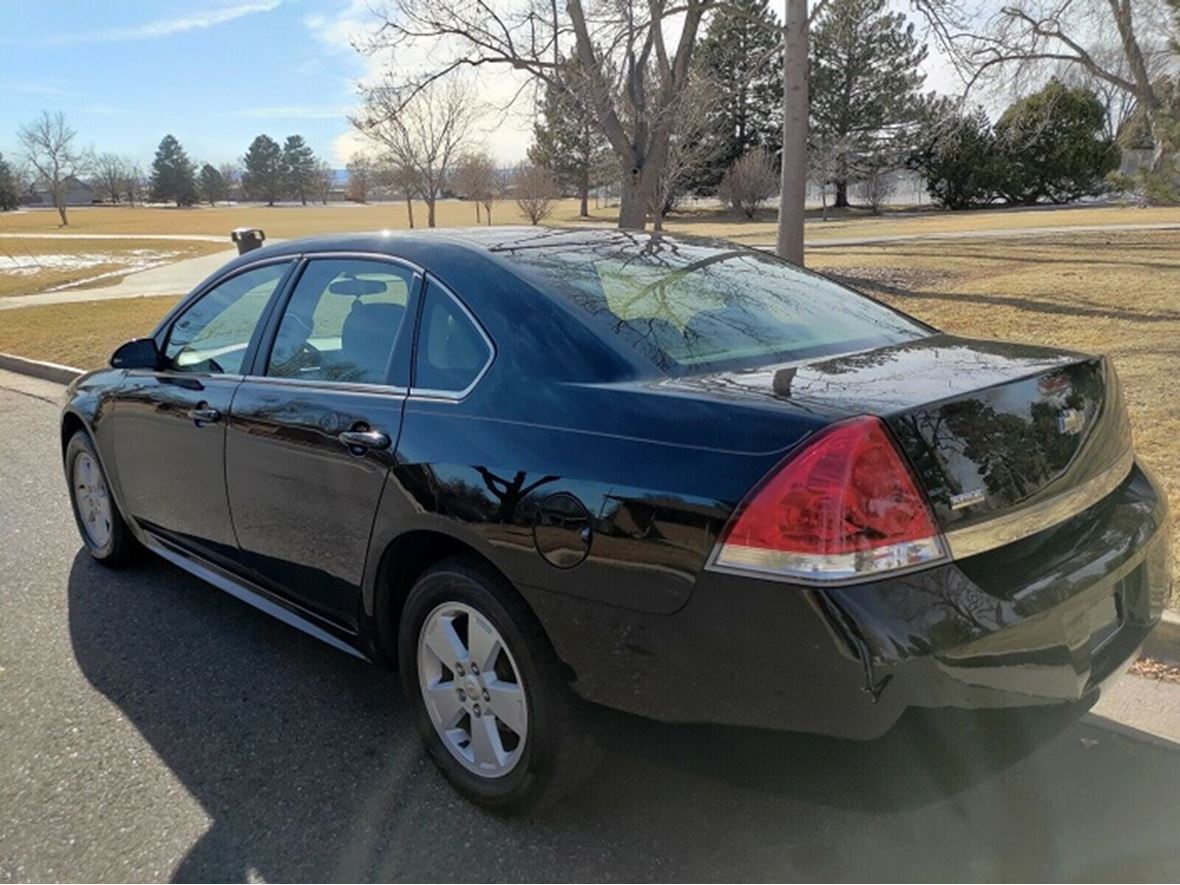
[0,248,237,311]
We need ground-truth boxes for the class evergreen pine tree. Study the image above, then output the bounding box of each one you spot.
[809,0,930,207]
[691,0,782,194]
[198,163,227,206]
[242,134,284,206]
[148,134,198,206]
[0,153,19,211]
[282,135,317,205]
[527,56,610,217]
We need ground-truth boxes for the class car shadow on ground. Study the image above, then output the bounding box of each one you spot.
[68,551,1180,882]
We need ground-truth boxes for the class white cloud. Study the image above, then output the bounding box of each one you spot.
[36,1,283,46]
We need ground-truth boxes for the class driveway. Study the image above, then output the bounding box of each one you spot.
[2,370,1180,881]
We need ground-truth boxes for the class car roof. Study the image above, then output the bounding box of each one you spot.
[228,225,747,267]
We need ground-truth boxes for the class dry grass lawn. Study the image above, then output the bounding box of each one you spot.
[4,200,1179,243]
[0,296,177,369]
[0,238,226,298]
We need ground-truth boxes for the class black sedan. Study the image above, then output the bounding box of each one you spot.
[61,227,1171,811]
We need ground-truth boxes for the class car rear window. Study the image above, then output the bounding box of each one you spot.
[503,238,929,374]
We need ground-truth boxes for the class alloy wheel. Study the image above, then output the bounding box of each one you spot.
[73,452,112,549]
[417,601,529,778]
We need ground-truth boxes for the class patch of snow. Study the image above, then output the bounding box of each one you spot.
[0,249,182,280]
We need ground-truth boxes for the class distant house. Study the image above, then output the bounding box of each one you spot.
[22,176,96,207]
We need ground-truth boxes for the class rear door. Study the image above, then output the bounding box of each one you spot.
[112,259,294,564]
[224,255,419,627]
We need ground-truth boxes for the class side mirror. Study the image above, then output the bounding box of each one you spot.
[110,337,163,370]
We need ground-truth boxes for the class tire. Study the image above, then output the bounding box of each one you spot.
[65,430,138,566]
[399,556,600,813]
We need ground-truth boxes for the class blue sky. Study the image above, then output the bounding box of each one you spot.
[1,0,520,169]
[2,1,958,172]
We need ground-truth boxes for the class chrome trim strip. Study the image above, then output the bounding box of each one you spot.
[142,533,368,661]
[238,374,408,396]
[943,447,1135,560]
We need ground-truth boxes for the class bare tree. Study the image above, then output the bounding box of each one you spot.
[313,159,335,204]
[124,162,145,206]
[777,0,809,263]
[358,0,715,230]
[647,75,721,230]
[93,153,131,205]
[18,111,89,226]
[481,169,505,225]
[217,162,241,201]
[513,164,558,224]
[719,149,780,218]
[376,156,422,228]
[935,0,1179,191]
[354,78,475,227]
[346,153,375,203]
[452,151,498,223]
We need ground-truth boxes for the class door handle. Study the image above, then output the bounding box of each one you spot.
[187,407,222,425]
[338,428,391,451]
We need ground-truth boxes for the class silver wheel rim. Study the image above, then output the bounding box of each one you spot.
[417,601,528,778]
[73,451,112,549]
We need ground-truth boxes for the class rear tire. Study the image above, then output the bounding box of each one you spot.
[399,557,599,813]
[65,430,137,566]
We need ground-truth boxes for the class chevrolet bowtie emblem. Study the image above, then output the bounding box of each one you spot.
[1058,408,1085,436]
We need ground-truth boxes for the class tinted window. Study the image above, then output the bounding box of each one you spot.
[164,262,290,374]
[267,258,413,385]
[500,235,928,373]
[413,281,492,394]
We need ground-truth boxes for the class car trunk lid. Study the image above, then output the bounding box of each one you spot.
[666,333,1133,532]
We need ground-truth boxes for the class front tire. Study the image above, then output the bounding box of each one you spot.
[65,430,137,566]
[399,557,599,813]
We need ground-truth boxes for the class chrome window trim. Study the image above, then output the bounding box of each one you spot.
[256,251,422,391]
[154,255,299,342]
[238,374,408,396]
[942,446,1135,560]
[409,277,496,403]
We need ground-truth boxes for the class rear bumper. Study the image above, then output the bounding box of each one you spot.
[526,462,1171,739]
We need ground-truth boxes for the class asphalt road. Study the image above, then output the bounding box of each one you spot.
[3,376,1180,882]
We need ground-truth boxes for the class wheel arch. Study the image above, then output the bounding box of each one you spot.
[367,528,568,680]
[60,409,89,453]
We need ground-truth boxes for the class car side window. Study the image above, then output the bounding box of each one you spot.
[164,262,291,375]
[266,258,413,386]
[413,280,492,395]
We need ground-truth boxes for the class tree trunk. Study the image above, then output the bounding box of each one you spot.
[833,179,849,209]
[579,180,589,218]
[426,196,437,228]
[617,165,653,230]
[56,201,68,226]
[475,202,481,223]
[405,196,415,229]
[775,0,808,264]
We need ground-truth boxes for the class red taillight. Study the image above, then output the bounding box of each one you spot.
[713,416,947,582]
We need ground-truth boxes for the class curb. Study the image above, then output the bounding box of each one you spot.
[0,352,84,385]
[1144,611,1180,665]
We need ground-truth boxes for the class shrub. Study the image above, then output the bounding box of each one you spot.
[718,149,778,218]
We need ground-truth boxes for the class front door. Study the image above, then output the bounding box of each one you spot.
[225,256,418,627]
[112,260,294,564]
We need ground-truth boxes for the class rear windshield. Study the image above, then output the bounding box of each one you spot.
[503,237,930,374]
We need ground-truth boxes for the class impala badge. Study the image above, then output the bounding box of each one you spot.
[950,488,987,510]
[1058,408,1085,436]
